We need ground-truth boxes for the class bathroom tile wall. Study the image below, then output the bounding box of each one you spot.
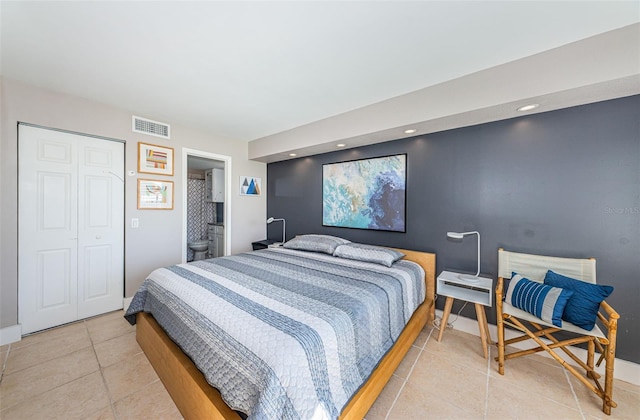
[187,177,215,261]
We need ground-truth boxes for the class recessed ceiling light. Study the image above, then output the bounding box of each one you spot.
[289,153,297,157]
[336,143,346,147]
[517,104,539,112]
[404,129,417,134]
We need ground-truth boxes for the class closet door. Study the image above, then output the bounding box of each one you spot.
[18,125,124,334]
[77,137,124,319]
[19,127,79,333]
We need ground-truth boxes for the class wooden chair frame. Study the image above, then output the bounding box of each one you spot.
[495,249,619,415]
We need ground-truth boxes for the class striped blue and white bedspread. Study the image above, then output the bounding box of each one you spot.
[125,247,425,419]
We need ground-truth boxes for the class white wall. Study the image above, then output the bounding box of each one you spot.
[0,77,267,329]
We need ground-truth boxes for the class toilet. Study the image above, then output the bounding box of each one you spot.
[188,239,209,261]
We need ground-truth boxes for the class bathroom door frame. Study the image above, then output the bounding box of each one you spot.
[181,148,232,263]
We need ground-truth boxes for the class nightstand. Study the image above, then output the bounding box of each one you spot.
[436,270,493,358]
[252,239,277,250]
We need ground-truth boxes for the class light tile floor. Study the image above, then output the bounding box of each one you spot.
[1,310,638,419]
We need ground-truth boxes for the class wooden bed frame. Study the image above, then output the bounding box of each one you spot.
[136,248,436,419]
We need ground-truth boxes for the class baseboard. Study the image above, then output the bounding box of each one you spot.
[1,300,133,347]
[0,324,22,346]
[434,309,640,386]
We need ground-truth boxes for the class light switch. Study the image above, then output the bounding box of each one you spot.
[131,218,139,228]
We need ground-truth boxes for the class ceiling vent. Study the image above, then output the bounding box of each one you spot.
[132,116,170,139]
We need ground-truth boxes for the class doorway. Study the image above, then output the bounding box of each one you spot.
[181,148,232,263]
[18,124,125,334]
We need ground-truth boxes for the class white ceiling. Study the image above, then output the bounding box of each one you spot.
[2,1,639,160]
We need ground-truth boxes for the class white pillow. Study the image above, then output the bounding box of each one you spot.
[282,234,350,255]
[333,243,404,267]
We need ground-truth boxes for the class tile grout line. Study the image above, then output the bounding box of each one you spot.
[563,366,587,420]
[86,320,121,420]
[2,321,92,377]
[0,345,11,419]
[483,345,492,420]
[0,321,100,414]
[496,346,594,415]
[0,343,10,383]
[384,327,435,420]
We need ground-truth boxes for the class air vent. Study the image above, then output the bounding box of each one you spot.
[132,116,170,139]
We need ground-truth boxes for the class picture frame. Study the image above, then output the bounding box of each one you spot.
[239,176,262,196]
[322,153,406,232]
[138,142,174,176]
[138,179,174,210]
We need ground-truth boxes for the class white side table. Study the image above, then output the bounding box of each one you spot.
[436,270,493,358]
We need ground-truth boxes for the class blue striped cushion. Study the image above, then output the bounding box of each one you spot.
[505,273,574,327]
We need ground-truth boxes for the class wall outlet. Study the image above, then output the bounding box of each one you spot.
[131,218,139,228]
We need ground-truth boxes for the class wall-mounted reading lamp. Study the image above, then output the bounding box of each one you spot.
[266,217,286,245]
[446,231,480,281]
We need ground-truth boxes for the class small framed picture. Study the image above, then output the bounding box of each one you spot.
[138,179,174,210]
[138,142,174,176]
[240,176,262,196]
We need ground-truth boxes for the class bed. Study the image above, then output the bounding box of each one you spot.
[125,240,435,419]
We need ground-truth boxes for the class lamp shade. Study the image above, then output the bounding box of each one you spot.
[446,230,481,279]
[266,217,286,244]
[446,231,464,239]
[447,231,477,239]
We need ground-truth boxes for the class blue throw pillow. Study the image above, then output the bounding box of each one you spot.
[544,270,613,331]
[505,273,574,327]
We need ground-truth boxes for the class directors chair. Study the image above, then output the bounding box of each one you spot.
[495,248,619,415]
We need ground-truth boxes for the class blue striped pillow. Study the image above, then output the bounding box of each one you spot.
[505,273,574,327]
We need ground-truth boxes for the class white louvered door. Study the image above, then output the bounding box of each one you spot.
[18,125,124,334]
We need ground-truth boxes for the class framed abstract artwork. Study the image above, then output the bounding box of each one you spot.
[240,176,262,196]
[323,154,406,232]
[138,142,174,176]
[138,179,174,210]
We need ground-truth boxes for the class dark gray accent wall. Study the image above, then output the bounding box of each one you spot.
[266,95,640,363]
